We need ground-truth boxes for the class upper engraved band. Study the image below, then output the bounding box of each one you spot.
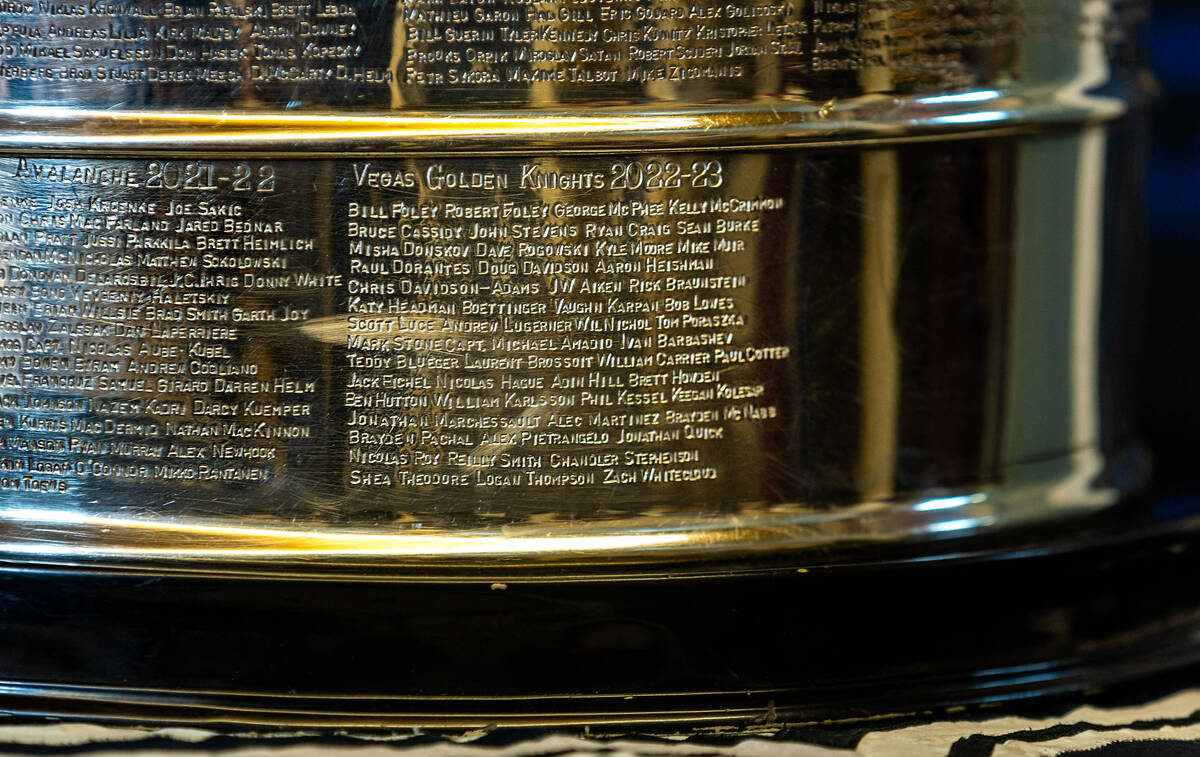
[0,0,1145,150]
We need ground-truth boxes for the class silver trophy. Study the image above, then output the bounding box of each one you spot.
[0,0,1168,728]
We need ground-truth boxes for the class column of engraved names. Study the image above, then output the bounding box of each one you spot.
[342,157,791,492]
[807,0,1026,83]
[0,0,372,91]
[389,0,1027,93]
[0,158,323,496]
[396,0,807,92]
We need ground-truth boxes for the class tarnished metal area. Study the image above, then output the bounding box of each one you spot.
[0,0,1150,574]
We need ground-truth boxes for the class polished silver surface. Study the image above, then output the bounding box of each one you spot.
[0,0,1150,574]
[0,0,1145,150]
[0,0,1128,109]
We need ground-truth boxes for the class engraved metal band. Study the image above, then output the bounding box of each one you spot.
[0,0,1151,575]
[0,0,1145,148]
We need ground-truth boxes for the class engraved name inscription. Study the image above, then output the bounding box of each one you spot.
[339,158,787,490]
[0,154,796,513]
[0,0,1044,106]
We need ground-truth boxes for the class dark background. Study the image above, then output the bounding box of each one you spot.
[1141,0,1197,500]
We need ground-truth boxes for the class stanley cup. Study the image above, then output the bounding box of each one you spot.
[0,0,1151,569]
[0,0,1168,728]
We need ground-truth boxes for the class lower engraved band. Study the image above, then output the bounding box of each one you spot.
[0,126,1142,571]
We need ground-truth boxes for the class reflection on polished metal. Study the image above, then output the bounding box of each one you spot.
[0,0,1174,730]
[0,0,1150,576]
[0,0,1147,580]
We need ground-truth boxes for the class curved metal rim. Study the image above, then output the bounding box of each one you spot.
[0,447,1147,579]
[0,90,1127,153]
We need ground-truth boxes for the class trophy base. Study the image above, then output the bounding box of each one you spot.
[0,498,1198,731]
